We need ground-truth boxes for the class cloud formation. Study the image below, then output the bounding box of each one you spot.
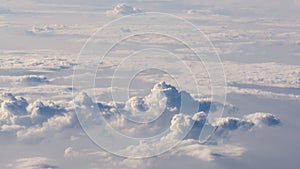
[7,157,58,169]
[74,82,281,160]
[245,112,281,127]
[108,4,143,15]
[0,93,77,140]
[17,75,49,86]
[64,147,80,158]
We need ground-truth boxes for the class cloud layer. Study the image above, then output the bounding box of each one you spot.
[74,82,281,160]
[7,157,58,169]
[0,93,77,140]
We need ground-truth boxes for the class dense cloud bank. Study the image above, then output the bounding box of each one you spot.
[73,82,281,160]
[0,82,281,160]
[0,93,77,140]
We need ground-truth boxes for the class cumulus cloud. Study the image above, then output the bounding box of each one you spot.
[0,93,28,125]
[107,4,143,15]
[7,157,58,169]
[28,24,67,35]
[0,81,282,161]
[17,75,49,86]
[16,112,77,140]
[64,147,80,158]
[212,117,255,139]
[74,82,281,160]
[28,100,65,124]
[210,112,281,140]
[0,92,77,140]
[245,112,281,127]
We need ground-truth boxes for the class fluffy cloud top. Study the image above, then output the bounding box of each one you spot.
[0,93,28,119]
[0,93,76,140]
[28,100,65,124]
[245,112,281,127]
[0,83,282,161]
[28,24,67,35]
[108,4,143,15]
[74,82,281,160]
[0,81,282,161]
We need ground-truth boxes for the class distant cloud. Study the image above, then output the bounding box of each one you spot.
[172,140,245,161]
[26,24,91,37]
[17,75,49,86]
[213,117,254,134]
[245,112,281,127]
[64,147,80,158]
[28,24,67,35]
[0,52,75,71]
[107,4,143,15]
[7,157,59,169]
[212,112,281,139]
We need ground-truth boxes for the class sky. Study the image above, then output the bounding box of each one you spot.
[0,0,299,169]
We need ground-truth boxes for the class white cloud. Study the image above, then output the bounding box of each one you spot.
[172,140,245,161]
[16,112,77,140]
[64,147,80,158]
[30,24,67,34]
[245,112,281,127]
[0,93,28,125]
[74,82,281,159]
[7,157,58,169]
[0,52,75,71]
[0,124,24,132]
[26,24,93,37]
[17,75,49,86]
[107,3,143,15]
[223,62,300,88]
[28,100,65,124]
[0,81,282,163]
[0,93,77,140]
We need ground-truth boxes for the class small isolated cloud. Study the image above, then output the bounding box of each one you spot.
[211,112,281,140]
[107,3,143,15]
[245,112,281,127]
[212,117,255,138]
[7,157,59,169]
[28,24,67,35]
[25,24,92,37]
[64,147,80,158]
[17,75,49,86]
